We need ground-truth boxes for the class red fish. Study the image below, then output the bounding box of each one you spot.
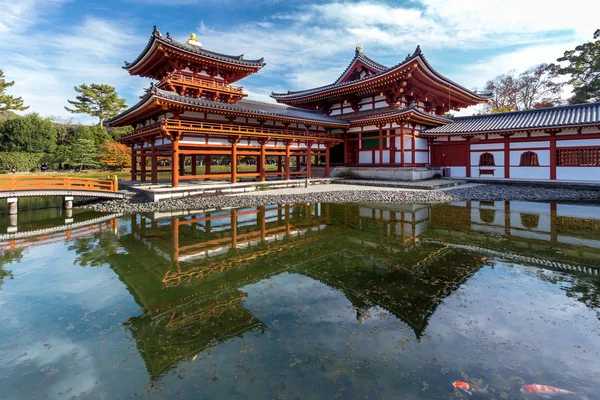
[520,384,575,398]
[452,381,488,395]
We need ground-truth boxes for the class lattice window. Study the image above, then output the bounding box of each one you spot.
[479,152,495,166]
[519,151,540,166]
[557,148,600,166]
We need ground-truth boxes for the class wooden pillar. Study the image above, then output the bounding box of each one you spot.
[205,155,211,175]
[378,125,383,165]
[130,145,137,181]
[400,124,405,166]
[466,137,472,178]
[504,134,510,179]
[550,203,558,244]
[151,140,158,184]
[231,138,239,183]
[231,209,238,247]
[172,217,180,264]
[172,139,180,188]
[140,145,147,182]
[325,143,331,177]
[259,140,266,182]
[191,155,197,176]
[504,200,511,236]
[179,154,185,177]
[306,141,312,178]
[343,131,348,165]
[550,132,557,180]
[285,142,291,180]
[259,205,266,242]
[411,124,416,166]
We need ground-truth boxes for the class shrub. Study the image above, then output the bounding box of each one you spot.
[0,152,45,172]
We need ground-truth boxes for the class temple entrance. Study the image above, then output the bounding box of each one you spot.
[330,142,345,165]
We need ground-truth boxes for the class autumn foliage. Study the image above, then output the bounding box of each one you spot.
[98,142,130,170]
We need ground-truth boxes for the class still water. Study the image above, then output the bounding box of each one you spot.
[0,201,599,399]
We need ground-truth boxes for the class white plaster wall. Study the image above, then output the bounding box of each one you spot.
[382,150,390,163]
[207,138,230,146]
[509,167,550,180]
[509,141,549,149]
[404,137,412,149]
[180,137,206,144]
[404,153,412,164]
[471,143,504,150]
[557,138,600,147]
[362,125,379,131]
[556,167,600,181]
[395,153,401,163]
[361,103,373,110]
[359,97,373,104]
[374,95,386,102]
[415,151,429,164]
[359,151,372,163]
[347,127,361,133]
[374,101,387,108]
[510,150,550,166]
[415,137,428,149]
[374,152,380,163]
[330,109,342,116]
[449,166,467,177]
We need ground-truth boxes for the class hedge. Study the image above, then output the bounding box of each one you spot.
[0,152,46,172]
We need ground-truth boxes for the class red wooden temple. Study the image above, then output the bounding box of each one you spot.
[112,27,600,186]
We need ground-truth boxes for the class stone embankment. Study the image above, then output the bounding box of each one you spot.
[82,184,600,214]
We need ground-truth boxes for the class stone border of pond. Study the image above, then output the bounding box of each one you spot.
[80,183,600,214]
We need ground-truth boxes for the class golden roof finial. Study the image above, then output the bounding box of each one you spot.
[186,33,202,48]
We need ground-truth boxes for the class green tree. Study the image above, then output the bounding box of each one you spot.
[71,125,111,146]
[551,29,600,103]
[0,69,28,112]
[52,144,73,169]
[0,113,57,153]
[65,83,127,127]
[70,139,99,169]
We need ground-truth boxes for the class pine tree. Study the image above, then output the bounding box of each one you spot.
[65,83,127,126]
[0,70,28,112]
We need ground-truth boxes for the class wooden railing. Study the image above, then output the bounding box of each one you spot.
[0,176,119,193]
[125,120,342,140]
[163,73,245,94]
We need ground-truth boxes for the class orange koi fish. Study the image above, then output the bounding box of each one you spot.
[452,381,489,395]
[520,384,576,398]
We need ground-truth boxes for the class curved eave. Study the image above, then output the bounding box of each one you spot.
[124,32,265,76]
[109,91,350,130]
[272,53,490,105]
[348,107,452,127]
[333,53,389,85]
[420,122,600,138]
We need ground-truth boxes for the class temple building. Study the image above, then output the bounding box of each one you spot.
[112,27,600,185]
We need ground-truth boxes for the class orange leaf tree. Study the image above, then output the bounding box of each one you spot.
[98,141,130,170]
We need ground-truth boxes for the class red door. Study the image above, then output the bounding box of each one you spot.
[431,143,468,166]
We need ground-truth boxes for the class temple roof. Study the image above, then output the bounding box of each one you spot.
[123,27,265,81]
[271,46,492,105]
[422,102,600,136]
[109,86,349,128]
[341,103,452,127]
[333,46,389,84]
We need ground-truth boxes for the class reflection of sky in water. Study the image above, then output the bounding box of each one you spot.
[0,202,600,400]
[1,241,599,399]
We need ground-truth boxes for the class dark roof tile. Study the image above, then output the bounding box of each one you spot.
[423,102,600,135]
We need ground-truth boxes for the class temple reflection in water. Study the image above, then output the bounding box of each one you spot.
[2,200,599,380]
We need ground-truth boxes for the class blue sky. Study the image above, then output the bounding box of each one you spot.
[0,0,596,123]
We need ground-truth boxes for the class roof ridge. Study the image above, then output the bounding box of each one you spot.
[450,101,600,120]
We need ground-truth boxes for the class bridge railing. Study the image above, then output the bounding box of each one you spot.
[0,176,119,193]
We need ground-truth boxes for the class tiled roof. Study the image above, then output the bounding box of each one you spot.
[124,26,265,70]
[271,46,492,101]
[109,86,349,127]
[333,50,389,84]
[341,103,451,125]
[422,102,600,135]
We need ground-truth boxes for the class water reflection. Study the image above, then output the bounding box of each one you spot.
[1,201,600,398]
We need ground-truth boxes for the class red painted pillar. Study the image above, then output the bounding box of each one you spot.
[504,134,510,179]
[325,144,331,177]
[550,133,557,180]
[130,145,137,181]
[306,142,312,178]
[400,124,405,166]
[260,140,266,182]
[172,140,180,188]
[151,140,158,184]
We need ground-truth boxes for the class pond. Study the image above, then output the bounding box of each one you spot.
[0,201,599,399]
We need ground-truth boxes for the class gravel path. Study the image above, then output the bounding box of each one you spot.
[81,183,600,214]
